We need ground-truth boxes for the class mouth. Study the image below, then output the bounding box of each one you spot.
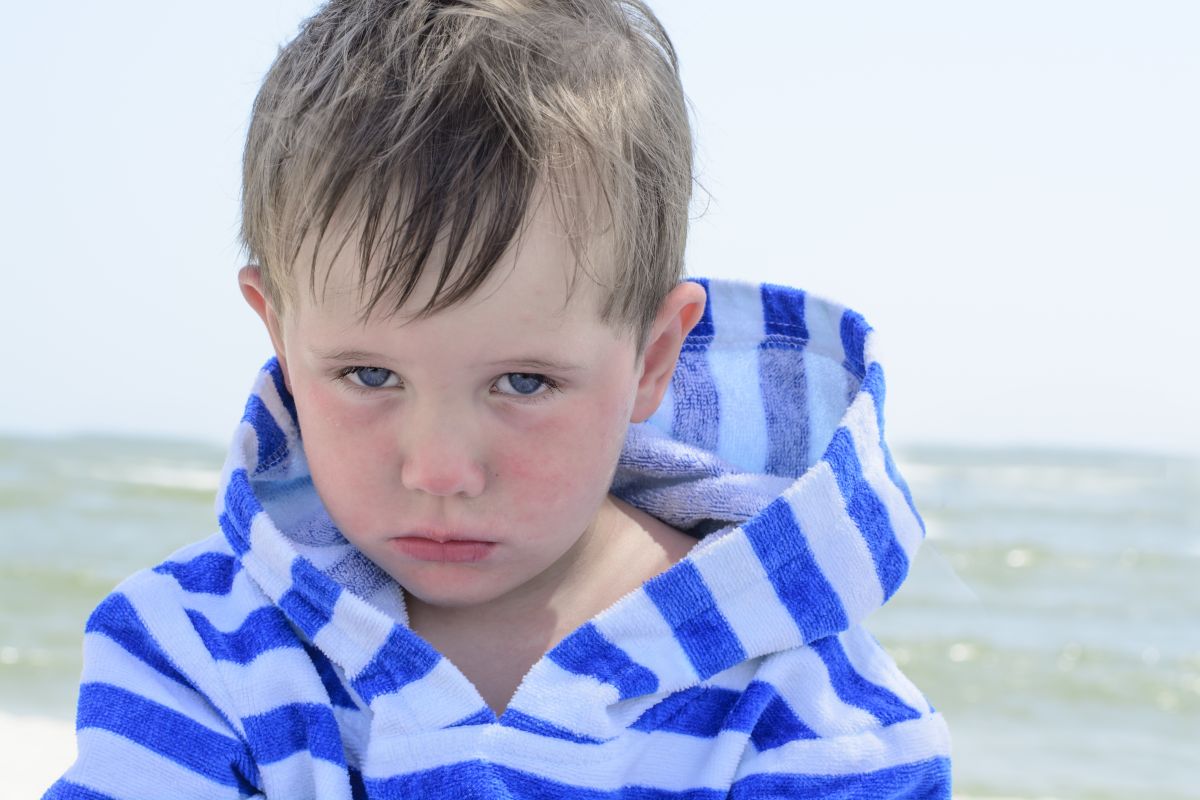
[388,533,496,563]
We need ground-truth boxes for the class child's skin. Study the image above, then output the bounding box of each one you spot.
[238,188,706,714]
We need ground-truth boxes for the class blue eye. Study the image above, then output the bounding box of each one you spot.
[497,373,550,396]
[347,367,397,388]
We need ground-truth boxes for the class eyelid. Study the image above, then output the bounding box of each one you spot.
[338,366,401,390]
[493,372,560,400]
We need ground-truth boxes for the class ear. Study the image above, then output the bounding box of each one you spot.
[238,265,291,389]
[630,281,707,423]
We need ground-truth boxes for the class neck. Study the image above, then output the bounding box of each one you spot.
[404,494,695,654]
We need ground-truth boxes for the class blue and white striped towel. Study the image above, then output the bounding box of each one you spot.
[47,278,952,798]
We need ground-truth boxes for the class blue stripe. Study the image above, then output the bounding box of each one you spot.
[862,361,924,535]
[742,500,848,643]
[761,283,808,340]
[631,685,739,738]
[243,395,288,475]
[750,693,820,751]
[759,343,812,477]
[187,606,301,664]
[730,756,951,799]
[548,622,658,700]
[221,468,261,556]
[349,627,441,704]
[644,561,746,679]
[839,308,870,380]
[670,349,720,453]
[672,278,718,452]
[448,708,495,728]
[826,428,908,599]
[77,683,249,787]
[366,762,728,799]
[85,594,190,688]
[810,636,923,726]
[218,510,248,557]
[265,356,298,426]
[686,277,714,339]
[302,642,359,710]
[501,709,607,744]
[42,781,120,800]
[721,679,820,750]
[349,767,369,800]
[278,558,342,639]
[243,702,346,765]
[154,552,240,595]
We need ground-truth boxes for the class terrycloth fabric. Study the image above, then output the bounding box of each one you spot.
[47,278,952,799]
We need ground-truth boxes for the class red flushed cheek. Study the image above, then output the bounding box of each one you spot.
[296,382,398,533]
[491,403,627,522]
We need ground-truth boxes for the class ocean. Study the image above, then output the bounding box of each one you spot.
[1,434,1196,799]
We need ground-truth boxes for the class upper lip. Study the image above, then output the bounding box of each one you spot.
[394,530,493,544]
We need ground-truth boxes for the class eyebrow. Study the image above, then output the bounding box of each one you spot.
[482,358,584,374]
[313,349,583,374]
[312,348,391,363]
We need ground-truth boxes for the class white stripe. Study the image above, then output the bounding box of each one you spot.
[758,645,879,739]
[362,724,747,790]
[843,387,925,562]
[690,532,803,656]
[243,513,302,602]
[166,576,271,633]
[80,634,238,738]
[735,713,951,778]
[212,648,338,716]
[803,350,849,464]
[367,658,486,736]
[592,589,699,690]
[313,591,398,679]
[838,626,931,715]
[120,571,255,734]
[507,658,619,737]
[66,728,245,799]
[708,282,769,472]
[256,749,355,800]
[802,292,849,464]
[803,292,847,359]
[782,462,885,624]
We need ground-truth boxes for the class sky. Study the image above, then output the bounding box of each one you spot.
[2,1,1197,456]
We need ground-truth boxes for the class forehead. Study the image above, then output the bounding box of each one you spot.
[289,178,616,327]
[290,185,619,335]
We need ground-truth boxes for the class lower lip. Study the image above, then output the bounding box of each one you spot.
[390,537,496,563]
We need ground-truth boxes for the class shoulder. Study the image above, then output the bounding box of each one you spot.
[83,533,277,694]
[753,625,938,737]
[60,535,270,797]
[89,533,258,637]
[727,626,951,796]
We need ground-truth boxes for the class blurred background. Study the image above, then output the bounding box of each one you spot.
[2,1,1197,797]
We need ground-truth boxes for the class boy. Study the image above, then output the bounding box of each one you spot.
[48,0,951,797]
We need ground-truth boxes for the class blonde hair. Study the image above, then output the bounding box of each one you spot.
[240,0,693,345]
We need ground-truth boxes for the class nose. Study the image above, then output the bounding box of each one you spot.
[398,404,487,498]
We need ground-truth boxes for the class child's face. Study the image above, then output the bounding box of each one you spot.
[251,199,665,613]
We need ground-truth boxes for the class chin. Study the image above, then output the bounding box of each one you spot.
[400,575,510,611]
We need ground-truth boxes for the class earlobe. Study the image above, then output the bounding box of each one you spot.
[630,281,707,423]
[238,265,291,388]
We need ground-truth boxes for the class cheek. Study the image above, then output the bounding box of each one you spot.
[294,383,395,528]
[494,395,631,516]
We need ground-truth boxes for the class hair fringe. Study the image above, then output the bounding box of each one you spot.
[240,0,694,345]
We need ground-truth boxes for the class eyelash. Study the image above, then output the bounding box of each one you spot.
[335,367,561,402]
[493,373,561,402]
